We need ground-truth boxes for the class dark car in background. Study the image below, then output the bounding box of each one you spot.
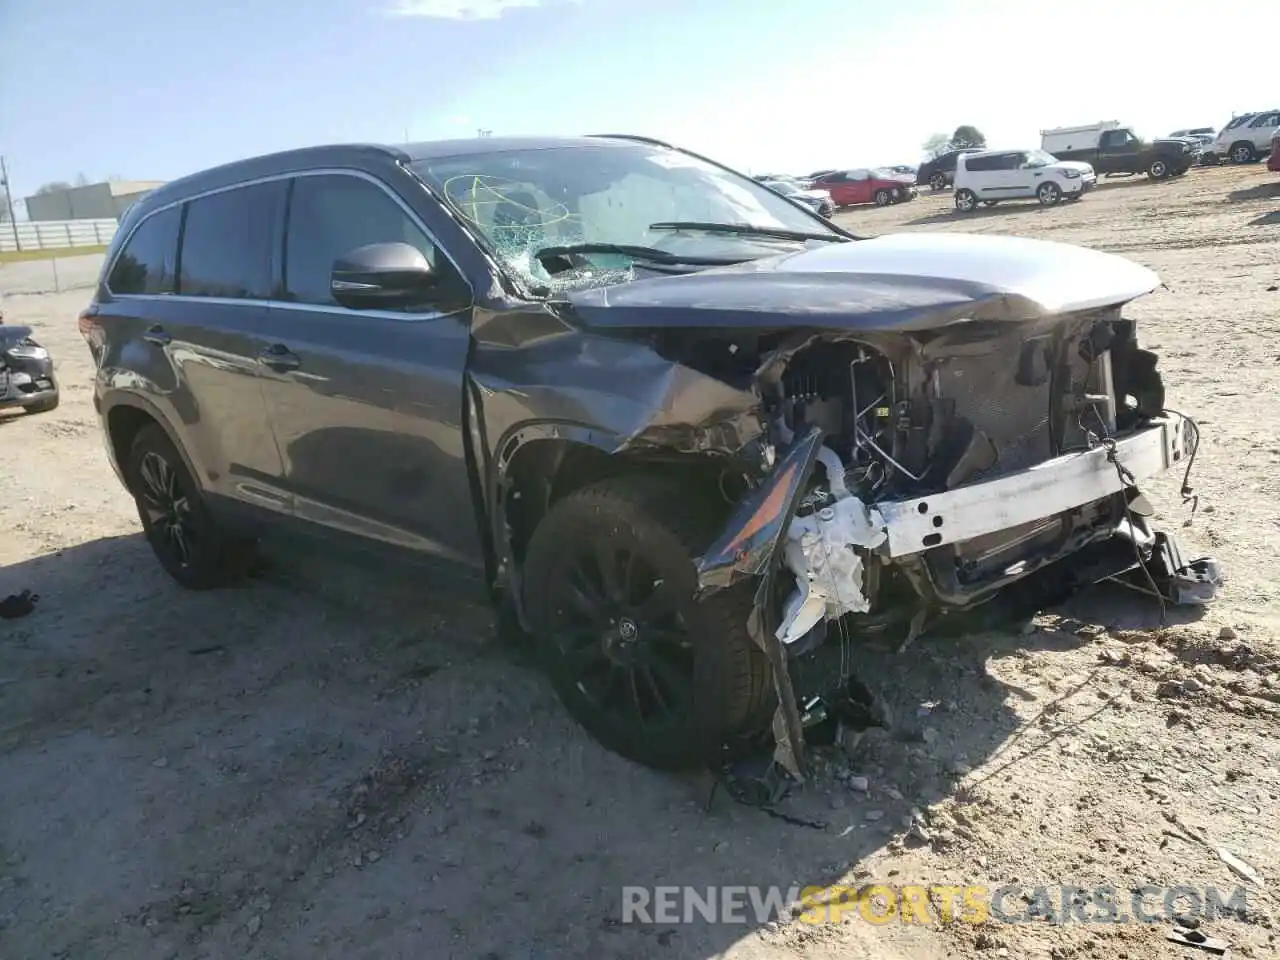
[0,309,59,415]
[916,148,982,191]
[80,134,1218,777]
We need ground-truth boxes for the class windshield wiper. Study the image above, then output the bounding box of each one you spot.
[533,243,748,269]
[648,221,845,243]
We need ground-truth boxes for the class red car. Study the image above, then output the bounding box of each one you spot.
[807,168,918,208]
[1269,128,1280,172]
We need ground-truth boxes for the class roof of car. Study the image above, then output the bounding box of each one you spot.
[121,134,671,224]
[960,148,1027,157]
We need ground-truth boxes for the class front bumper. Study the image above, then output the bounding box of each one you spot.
[0,361,57,410]
[699,415,1194,591]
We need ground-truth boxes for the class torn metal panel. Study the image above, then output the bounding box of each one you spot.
[696,427,824,593]
[468,305,768,461]
[776,448,889,645]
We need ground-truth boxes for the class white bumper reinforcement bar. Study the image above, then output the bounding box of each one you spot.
[872,416,1192,558]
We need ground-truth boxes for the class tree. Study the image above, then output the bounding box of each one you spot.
[922,132,952,159]
[34,181,74,195]
[951,125,986,149]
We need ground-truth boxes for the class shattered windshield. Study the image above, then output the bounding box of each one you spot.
[410,141,842,294]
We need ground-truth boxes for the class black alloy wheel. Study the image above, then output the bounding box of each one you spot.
[522,475,773,770]
[126,424,252,589]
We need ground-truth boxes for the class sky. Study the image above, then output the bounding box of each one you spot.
[0,0,1270,209]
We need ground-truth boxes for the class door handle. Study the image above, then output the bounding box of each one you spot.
[257,344,301,372]
[143,324,171,346]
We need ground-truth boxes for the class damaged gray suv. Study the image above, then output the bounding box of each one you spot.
[81,134,1221,776]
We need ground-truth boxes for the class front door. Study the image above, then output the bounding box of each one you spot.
[256,170,484,571]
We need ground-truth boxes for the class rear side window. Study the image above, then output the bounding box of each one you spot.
[963,154,1008,172]
[107,206,180,295]
[178,181,281,299]
[283,174,439,309]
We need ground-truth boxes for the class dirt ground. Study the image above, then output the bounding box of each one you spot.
[2,163,1279,960]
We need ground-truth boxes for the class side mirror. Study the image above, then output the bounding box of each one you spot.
[330,242,437,310]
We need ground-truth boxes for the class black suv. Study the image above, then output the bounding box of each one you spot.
[82,135,1217,775]
[915,148,982,191]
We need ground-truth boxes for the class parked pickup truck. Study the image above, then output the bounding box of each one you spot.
[1041,122,1197,180]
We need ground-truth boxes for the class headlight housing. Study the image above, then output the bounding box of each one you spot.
[7,342,48,360]
[1060,168,1081,179]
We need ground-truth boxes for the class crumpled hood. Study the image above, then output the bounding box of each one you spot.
[0,324,34,350]
[567,232,1160,332]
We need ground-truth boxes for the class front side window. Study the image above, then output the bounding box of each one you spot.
[107,205,180,295]
[1021,150,1057,168]
[178,181,281,299]
[1250,112,1280,128]
[1225,115,1255,130]
[283,174,439,309]
[411,141,841,293]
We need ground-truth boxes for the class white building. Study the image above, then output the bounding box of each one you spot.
[24,180,167,222]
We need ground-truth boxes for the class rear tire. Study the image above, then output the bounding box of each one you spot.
[124,424,253,590]
[929,172,947,191]
[954,189,978,213]
[522,474,773,770]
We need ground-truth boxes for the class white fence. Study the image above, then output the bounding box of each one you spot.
[0,218,118,253]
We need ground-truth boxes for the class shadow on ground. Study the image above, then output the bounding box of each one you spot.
[0,535,1199,959]
[1227,181,1280,203]
[1249,210,1280,226]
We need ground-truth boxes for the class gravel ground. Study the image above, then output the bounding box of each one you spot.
[1,163,1278,960]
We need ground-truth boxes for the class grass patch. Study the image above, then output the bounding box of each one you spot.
[0,244,109,264]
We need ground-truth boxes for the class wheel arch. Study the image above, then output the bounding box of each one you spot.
[101,393,201,491]
[489,421,737,623]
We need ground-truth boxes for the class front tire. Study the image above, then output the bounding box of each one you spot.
[874,189,892,206]
[1037,182,1063,206]
[1230,142,1256,164]
[1148,158,1170,180]
[125,424,252,589]
[522,475,773,770]
[954,188,978,213]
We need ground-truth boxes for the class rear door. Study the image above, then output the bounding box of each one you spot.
[255,169,483,570]
[98,183,289,520]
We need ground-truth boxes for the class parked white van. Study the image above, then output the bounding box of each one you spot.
[952,149,1096,212]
